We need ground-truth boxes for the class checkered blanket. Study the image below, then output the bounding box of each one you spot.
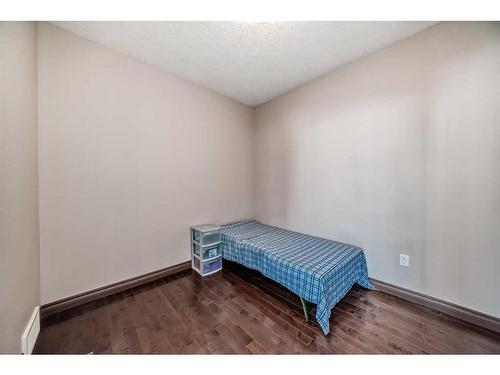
[220,219,373,335]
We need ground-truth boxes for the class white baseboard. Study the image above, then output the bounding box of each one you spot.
[21,306,40,354]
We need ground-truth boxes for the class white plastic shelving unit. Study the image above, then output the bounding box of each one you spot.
[190,224,222,276]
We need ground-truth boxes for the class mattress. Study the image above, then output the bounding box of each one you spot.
[220,219,373,335]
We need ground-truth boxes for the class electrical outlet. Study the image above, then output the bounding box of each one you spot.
[400,254,410,267]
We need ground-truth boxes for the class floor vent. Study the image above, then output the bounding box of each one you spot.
[21,306,40,354]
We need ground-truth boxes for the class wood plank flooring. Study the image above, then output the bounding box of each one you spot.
[34,268,500,354]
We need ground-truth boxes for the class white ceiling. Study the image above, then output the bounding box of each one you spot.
[52,21,436,107]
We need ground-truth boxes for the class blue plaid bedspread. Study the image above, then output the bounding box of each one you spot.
[220,219,373,335]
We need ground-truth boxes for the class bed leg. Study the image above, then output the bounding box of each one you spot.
[300,297,309,322]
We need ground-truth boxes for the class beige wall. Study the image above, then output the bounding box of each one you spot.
[254,22,500,318]
[0,22,40,353]
[37,23,254,304]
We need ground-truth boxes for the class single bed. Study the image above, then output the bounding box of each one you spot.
[220,219,373,335]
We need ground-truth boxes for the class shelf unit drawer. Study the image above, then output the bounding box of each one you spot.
[192,231,221,246]
[201,257,222,275]
[193,255,222,276]
[193,242,221,260]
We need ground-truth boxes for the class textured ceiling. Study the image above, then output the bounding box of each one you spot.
[51,21,436,107]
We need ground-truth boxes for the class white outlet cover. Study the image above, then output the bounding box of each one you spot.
[400,254,410,267]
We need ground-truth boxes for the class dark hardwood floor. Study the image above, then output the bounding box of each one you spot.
[35,268,500,354]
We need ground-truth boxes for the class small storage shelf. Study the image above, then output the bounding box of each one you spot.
[190,224,222,276]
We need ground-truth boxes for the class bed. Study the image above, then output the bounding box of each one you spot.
[220,219,373,335]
